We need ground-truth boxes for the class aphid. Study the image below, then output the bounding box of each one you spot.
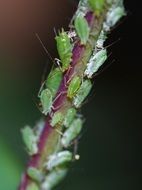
[50,111,64,127]
[84,49,107,78]
[21,126,38,156]
[27,182,39,190]
[47,150,72,171]
[41,168,68,190]
[69,0,89,27]
[96,30,107,50]
[88,0,105,16]
[63,108,77,128]
[39,89,53,115]
[74,16,90,45]
[61,118,83,148]
[45,67,63,97]
[73,79,92,108]
[55,29,72,72]
[27,167,43,182]
[103,6,125,32]
[67,76,81,99]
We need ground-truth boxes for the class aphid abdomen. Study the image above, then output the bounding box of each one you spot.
[40,89,53,115]
[63,108,77,128]
[67,76,81,99]
[84,49,107,78]
[47,151,72,171]
[74,16,90,45]
[73,79,92,108]
[41,168,68,190]
[45,68,63,98]
[61,118,83,148]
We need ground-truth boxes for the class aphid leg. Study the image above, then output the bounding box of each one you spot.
[54,58,63,72]
[53,91,67,104]
[38,81,46,97]
[55,128,63,136]
[72,139,80,161]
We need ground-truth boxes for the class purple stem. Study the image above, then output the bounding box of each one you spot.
[18,12,94,190]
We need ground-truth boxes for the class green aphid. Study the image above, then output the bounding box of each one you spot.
[21,126,38,156]
[73,79,92,108]
[74,16,90,45]
[40,89,53,115]
[61,118,83,148]
[63,108,77,128]
[27,167,43,182]
[45,67,63,97]
[27,182,39,190]
[55,29,72,72]
[50,111,64,127]
[47,151,72,171]
[88,0,105,16]
[41,168,68,190]
[67,76,81,99]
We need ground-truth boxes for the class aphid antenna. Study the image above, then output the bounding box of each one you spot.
[55,128,63,136]
[104,38,121,49]
[32,96,43,113]
[35,33,55,64]
[53,27,57,37]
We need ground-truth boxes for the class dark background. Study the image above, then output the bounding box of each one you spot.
[0,0,141,189]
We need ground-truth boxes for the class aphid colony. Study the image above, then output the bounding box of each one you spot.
[21,0,125,189]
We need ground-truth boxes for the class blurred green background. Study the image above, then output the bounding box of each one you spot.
[0,0,141,190]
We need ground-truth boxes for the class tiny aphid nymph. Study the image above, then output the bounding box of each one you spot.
[50,111,64,127]
[63,108,77,128]
[47,150,72,171]
[55,29,73,72]
[27,167,43,182]
[103,6,125,32]
[40,89,53,115]
[61,118,83,148]
[73,79,92,108]
[45,67,63,97]
[84,49,107,78]
[88,0,105,16]
[74,16,90,45]
[21,126,38,156]
[67,76,81,99]
[41,168,68,190]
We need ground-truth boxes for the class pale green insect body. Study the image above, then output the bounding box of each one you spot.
[63,108,77,128]
[40,89,53,115]
[73,79,92,108]
[27,167,43,183]
[21,126,38,156]
[88,0,105,16]
[67,76,82,99]
[103,6,125,32]
[55,29,73,72]
[50,111,64,127]
[47,151,72,171]
[84,49,107,78]
[74,16,90,45]
[41,168,68,190]
[61,118,83,148]
[45,67,63,97]
[27,182,39,190]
